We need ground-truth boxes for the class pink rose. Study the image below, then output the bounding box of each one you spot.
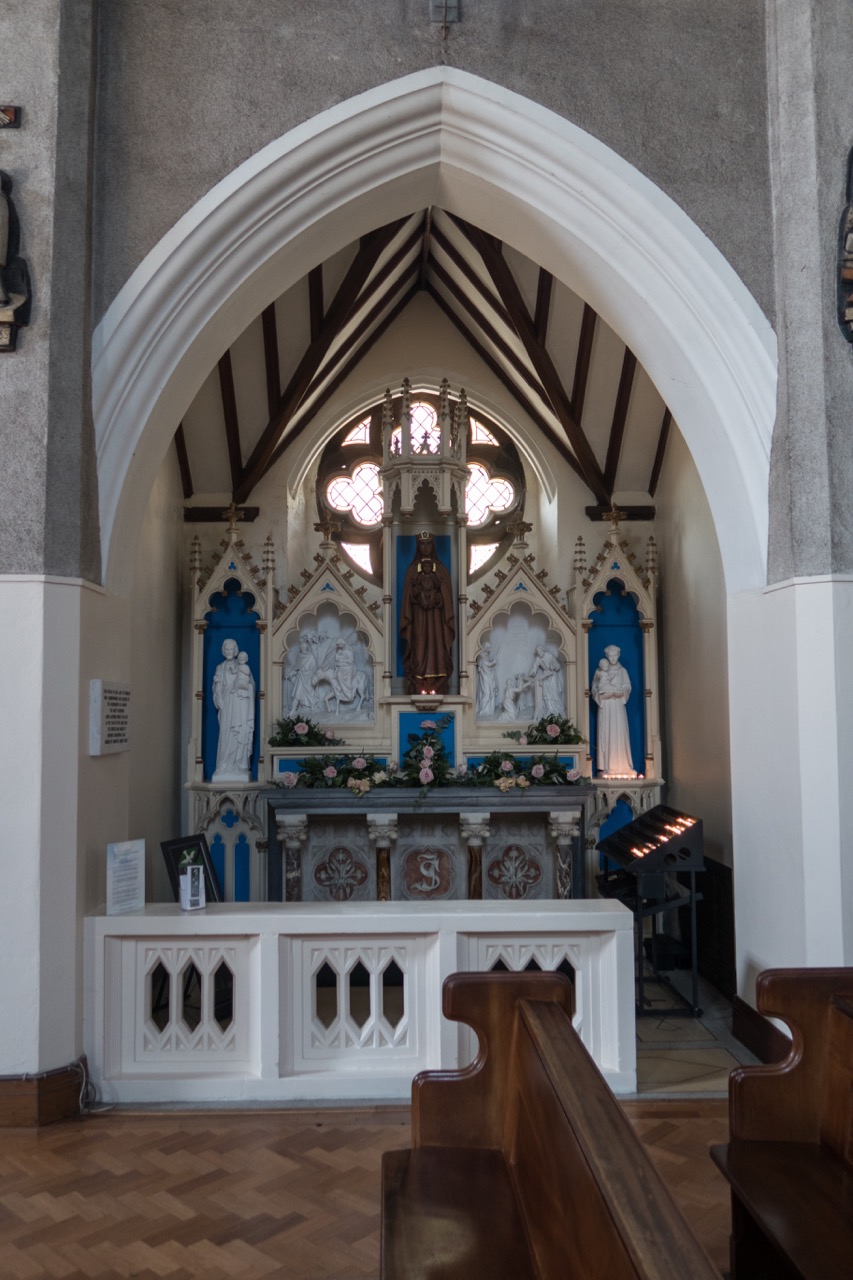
[546,723,561,738]
[281,771,298,788]
[566,768,580,781]
[420,719,437,730]
[325,730,336,739]
[419,766,434,784]
[531,763,545,779]
[323,766,337,779]
[518,735,528,746]
[353,757,368,770]
[421,745,434,759]
[500,760,514,773]
[294,722,309,735]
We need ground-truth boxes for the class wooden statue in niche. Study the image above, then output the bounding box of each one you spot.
[400,532,456,694]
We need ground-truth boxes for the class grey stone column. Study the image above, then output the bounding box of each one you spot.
[766,0,853,579]
[0,0,100,579]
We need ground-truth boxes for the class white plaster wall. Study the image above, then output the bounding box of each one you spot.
[128,452,185,901]
[654,427,732,867]
[0,579,85,1071]
[729,577,853,998]
[77,589,132,916]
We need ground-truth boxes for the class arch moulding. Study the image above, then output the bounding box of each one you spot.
[93,67,776,595]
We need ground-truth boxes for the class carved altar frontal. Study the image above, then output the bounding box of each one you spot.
[265,785,593,904]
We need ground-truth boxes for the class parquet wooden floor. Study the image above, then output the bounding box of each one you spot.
[0,1101,732,1279]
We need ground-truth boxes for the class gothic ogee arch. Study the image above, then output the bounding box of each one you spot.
[93,67,776,595]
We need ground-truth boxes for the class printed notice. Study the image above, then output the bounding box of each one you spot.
[89,680,131,755]
[106,839,145,915]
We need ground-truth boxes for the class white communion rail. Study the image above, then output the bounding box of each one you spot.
[84,900,636,1104]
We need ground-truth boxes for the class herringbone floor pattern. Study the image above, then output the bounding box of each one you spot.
[0,1101,731,1279]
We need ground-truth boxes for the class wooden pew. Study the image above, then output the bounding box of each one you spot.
[710,967,853,1280]
[381,971,719,1280]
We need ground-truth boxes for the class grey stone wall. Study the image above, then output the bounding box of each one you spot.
[766,0,853,580]
[93,0,773,322]
[0,0,100,580]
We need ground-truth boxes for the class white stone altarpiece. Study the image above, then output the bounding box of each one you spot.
[184,386,664,902]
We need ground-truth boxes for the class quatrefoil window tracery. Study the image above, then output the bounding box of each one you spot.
[318,395,524,581]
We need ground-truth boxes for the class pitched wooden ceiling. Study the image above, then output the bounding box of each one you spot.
[176,209,673,519]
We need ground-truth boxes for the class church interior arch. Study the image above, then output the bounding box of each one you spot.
[95,71,765,944]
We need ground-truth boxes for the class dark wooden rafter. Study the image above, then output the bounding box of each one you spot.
[234,218,407,503]
[419,208,433,288]
[451,215,610,505]
[430,223,512,328]
[430,259,549,401]
[184,505,259,523]
[217,350,243,491]
[426,283,587,485]
[308,266,324,342]
[533,269,553,343]
[261,304,281,421]
[174,422,193,500]
[291,260,420,435]
[258,230,423,472]
[648,407,673,497]
[571,303,596,423]
[266,279,421,473]
[603,347,637,495]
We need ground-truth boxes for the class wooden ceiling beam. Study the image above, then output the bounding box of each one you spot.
[426,283,587,485]
[419,208,433,289]
[534,269,553,344]
[234,218,406,503]
[430,223,512,327]
[174,423,193,500]
[266,279,421,471]
[451,215,610,505]
[431,260,548,400]
[571,303,596,424]
[299,260,420,413]
[648,407,672,497]
[218,350,243,491]
[603,347,637,495]
[261,304,281,421]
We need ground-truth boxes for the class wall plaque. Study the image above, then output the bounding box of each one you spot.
[89,680,131,755]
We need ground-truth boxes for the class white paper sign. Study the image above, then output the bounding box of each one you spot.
[106,839,145,915]
[89,680,131,755]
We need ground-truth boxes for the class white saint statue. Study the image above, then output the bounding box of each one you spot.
[212,638,255,782]
[529,645,564,719]
[498,673,532,721]
[475,640,499,718]
[591,645,636,777]
[286,633,318,718]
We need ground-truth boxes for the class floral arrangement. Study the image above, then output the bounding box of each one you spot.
[398,716,455,791]
[474,750,583,792]
[279,751,388,794]
[274,714,587,793]
[503,713,584,747]
[268,717,344,748]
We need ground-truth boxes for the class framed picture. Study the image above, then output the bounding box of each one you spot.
[160,835,223,903]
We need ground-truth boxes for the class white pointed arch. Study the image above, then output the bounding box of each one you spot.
[93,67,775,594]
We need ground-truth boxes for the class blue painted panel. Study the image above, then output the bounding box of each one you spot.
[399,711,455,767]
[210,833,227,898]
[234,834,251,901]
[276,756,387,773]
[597,797,634,872]
[203,579,261,782]
[395,535,453,677]
[587,579,645,777]
[466,752,581,771]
